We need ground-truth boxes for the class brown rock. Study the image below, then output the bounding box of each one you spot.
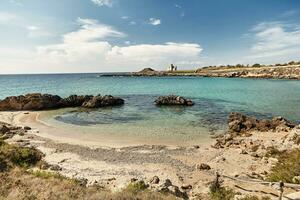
[155,95,194,106]
[82,95,124,108]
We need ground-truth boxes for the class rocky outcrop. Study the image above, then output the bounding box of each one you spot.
[196,66,300,79]
[82,95,124,108]
[59,95,93,107]
[0,122,27,140]
[228,112,296,134]
[0,93,62,111]
[0,93,124,111]
[155,95,194,106]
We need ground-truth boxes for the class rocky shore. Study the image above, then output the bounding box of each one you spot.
[1,111,300,199]
[0,93,124,111]
[130,65,300,79]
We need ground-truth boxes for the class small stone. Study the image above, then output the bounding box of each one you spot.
[150,176,160,184]
[241,149,248,154]
[193,145,200,149]
[164,179,172,187]
[181,184,192,190]
[49,164,62,171]
[130,178,138,183]
[196,163,211,171]
[24,126,31,131]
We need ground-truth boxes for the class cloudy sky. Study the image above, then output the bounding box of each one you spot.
[1,0,300,74]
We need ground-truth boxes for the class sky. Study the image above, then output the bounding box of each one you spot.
[0,0,300,74]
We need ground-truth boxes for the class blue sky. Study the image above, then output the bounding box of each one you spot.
[0,0,300,73]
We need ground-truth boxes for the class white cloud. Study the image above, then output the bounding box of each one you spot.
[91,0,113,7]
[149,18,161,26]
[63,18,125,43]
[0,17,203,73]
[129,21,136,25]
[249,21,300,60]
[121,16,128,20]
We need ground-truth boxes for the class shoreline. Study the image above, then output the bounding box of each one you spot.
[1,111,300,198]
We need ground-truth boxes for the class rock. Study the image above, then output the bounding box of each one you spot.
[228,112,296,134]
[155,95,194,106]
[292,176,300,184]
[24,126,31,131]
[49,164,62,171]
[81,95,124,108]
[60,95,93,107]
[181,184,192,190]
[130,178,138,183]
[167,185,188,199]
[163,179,173,187]
[39,162,51,170]
[0,93,125,111]
[240,149,248,154]
[0,125,10,135]
[0,93,62,111]
[150,176,160,184]
[196,163,211,170]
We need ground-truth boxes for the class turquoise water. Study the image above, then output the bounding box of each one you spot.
[0,74,299,140]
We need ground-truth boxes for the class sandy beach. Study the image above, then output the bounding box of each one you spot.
[1,111,300,199]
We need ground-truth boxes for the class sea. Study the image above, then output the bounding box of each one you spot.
[0,73,299,143]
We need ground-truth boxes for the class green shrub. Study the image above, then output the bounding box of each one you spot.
[239,195,271,200]
[209,187,235,200]
[267,149,300,183]
[0,141,43,168]
[125,181,149,193]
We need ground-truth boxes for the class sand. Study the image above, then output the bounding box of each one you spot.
[1,111,299,199]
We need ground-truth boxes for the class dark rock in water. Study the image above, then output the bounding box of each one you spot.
[60,95,93,107]
[0,93,124,111]
[228,112,296,134]
[0,93,62,111]
[82,95,124,108]
[155,95,194,106]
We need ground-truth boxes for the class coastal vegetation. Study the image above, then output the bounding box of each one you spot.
[134,60,300,79]
[267,149,300,183]
[0,139,178,200]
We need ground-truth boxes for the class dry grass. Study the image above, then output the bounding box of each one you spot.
[267,149,300,183]
[0,139,178,200]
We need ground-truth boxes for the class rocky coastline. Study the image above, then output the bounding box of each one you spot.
[1,110,300,199]
[129,65,300,80]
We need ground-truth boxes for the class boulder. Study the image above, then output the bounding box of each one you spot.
[82,95,124,108]
[60,95,93,107]
[0,93,62,111]
[228,112,296,134]
[155,95,194,106]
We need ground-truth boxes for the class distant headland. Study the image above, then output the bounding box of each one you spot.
[103,61,300,79]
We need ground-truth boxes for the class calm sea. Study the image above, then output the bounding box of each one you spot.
[0,74,299,140]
